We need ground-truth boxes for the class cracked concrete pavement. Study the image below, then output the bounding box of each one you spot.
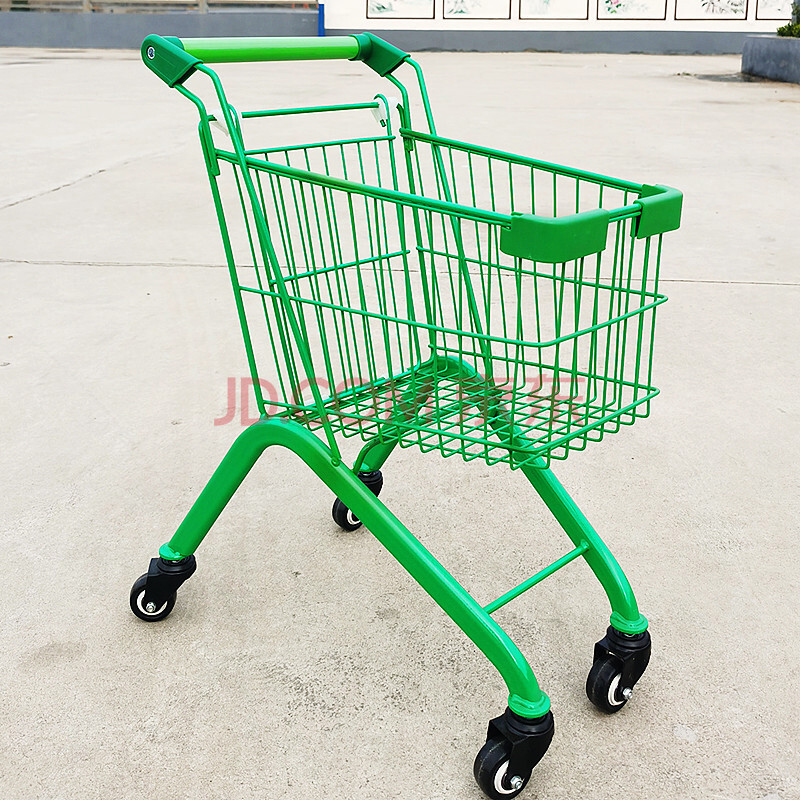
[1,46,799,800]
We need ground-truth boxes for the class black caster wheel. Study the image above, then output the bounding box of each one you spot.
[331,499,363,532]
[586,657,628,713]
[586,626,651,714]
[474,738,528,799]
[128,554,196,622]
[331,470,383,532]
[474,708,554,800]
[129,574,176,622]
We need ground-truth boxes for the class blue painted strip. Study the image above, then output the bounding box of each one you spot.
[317,2,325,37]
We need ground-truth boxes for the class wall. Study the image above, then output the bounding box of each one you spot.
[0,8,317,48]
[0,0,791,52]
[326,0,791,52]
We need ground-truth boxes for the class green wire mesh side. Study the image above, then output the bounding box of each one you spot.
[208,102,666,470]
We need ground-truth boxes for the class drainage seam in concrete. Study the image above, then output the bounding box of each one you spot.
[0,146,184,211]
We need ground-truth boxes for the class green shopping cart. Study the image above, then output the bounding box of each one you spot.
[131,33,682,799]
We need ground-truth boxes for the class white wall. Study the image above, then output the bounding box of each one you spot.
[327,0,789,32]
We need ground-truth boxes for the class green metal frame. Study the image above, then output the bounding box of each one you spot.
[141,34,678,720]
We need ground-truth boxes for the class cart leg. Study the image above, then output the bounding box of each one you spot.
[519,460,652,713]
[329,437,398,531]
[326,423,557,790]
[518,461,647,635]
[429,355,652,714]
[130,418,551,718]
[353,437,398,473]
[429,355,647,633]
[332,364,438,531]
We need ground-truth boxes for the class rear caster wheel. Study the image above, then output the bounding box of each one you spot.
[331,470,383,531]
[474,738,528,799]
[331,499,363,531]
[129,574,176,622]
[586,657,628,713]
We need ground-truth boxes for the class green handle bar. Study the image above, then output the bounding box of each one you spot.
[141,33,409,88]
[181,36,362,63]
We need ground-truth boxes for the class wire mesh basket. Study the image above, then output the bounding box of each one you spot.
[209,90,675,469]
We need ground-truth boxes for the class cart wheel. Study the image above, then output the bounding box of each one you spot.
[129,574,176,622]
[474,738,528,799]
[332,499,363,531]
[331,470,383,532]
[586,657,629,713]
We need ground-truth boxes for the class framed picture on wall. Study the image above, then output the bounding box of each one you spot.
[520,0,590,19]
[367,0,436,18]
[755,0,792,17]
[597,0,667,18]
[674,0,748,18]
[444,0,512,18]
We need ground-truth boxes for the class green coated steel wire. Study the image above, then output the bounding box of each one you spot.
[166,43,674,471]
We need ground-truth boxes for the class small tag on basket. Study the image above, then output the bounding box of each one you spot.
[371,96,399,128]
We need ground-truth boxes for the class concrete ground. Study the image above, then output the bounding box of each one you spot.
[1,47,799,800]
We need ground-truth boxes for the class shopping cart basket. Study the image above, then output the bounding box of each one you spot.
[131,33,682,799]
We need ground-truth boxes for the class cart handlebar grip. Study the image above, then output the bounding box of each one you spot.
[142,33,409,87]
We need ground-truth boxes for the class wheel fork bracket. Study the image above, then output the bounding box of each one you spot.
[593,626,652,692]
[487,707,555,787]
[141,555,197,608]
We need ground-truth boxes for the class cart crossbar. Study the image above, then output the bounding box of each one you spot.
[216,149,512,227]
[484,543,591,615]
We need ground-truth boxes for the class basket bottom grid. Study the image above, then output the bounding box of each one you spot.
[271,359,655,469]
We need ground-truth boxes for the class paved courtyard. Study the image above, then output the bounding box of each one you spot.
[1,46,798,800]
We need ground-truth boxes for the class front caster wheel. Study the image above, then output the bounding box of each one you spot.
[474,708,554,800]
[587,626,651,713]
[586,657,628,713]
[128,554,196,622]
[129,574,176,622]
[474,738,528,799]
[331,470,383,531]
